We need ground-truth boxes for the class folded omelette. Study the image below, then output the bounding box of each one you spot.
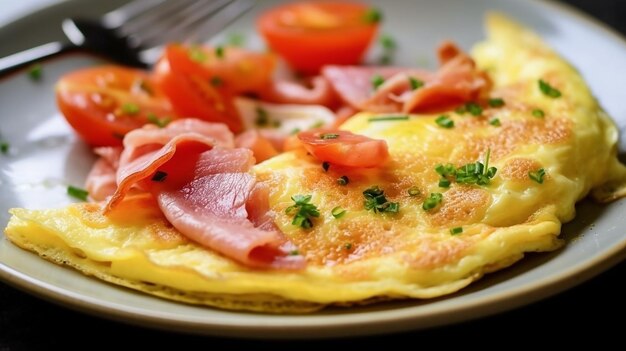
[5,14,626,313]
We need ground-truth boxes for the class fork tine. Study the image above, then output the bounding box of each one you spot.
[117,0,197,44]
[101,0,167,29]
[184,0,255,44]
[139,0,233,48]
[137,0,254,64]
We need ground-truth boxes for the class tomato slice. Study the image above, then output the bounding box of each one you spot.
[153,44,277,133]
[257,1,380,74]
[56,65,176,146]
[298,129,388,167]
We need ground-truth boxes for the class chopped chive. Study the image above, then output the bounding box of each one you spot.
[363,186,399,214]
[408,186,420,197]
[368,115,409,122]
[488,98,505,108]
[435,115,454,128]
[309,120,325,129]
[189,47,206,62]
[67,185,88,201]
[344,242,353,250]
[332,206,347,219]
[438,178,451,188]
[532,109,545,118]
[422,192,443,211]
[465,102,483,116]
[455,106,467,114]
[28,63,43,81]
[0,142,9,154]
[489,118,501,126]
[227,32,245,47]
[320,133,339,140]
[363,7,382,23]
[286,195,320,229]
[371,74,385,90]
[289,250,300,256]
[409,77,424,90]
[210,76,223,87]
[322,162,330,172]
[121,102,140,115]
[151,171,168,182]
[337,176,349,186]
[529,168,546,184]
[290,128,301,135]
[450,226,463,235]
[255,107,269,126]
[380,34,396,50]
[215,46,224,59]
[147,113,171,128]
[539,79,561,98]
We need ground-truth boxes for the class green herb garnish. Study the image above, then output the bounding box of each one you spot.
[309,120,325,129]
[368,115,409,122]
[435,115,454,128]
[227,32,246,47]
[344,243,353,250]
[529,168,546,184]
[539,79,561,98]
[286,195,320,229]
[210,76,223,87]
[67,185,88,201]
[121,102,140,115]
[337,176,349,186]
[532,109,545,118]
[371,74,385,90]
[332,206,347,219]
[409,77,424,90]
[151,171,168,182]
[450,227,463,235]
[488,98,505,108]
[489,118,501,126]
[363,8,382,23]
[215,46,225,59]
[422,192,443,211]
[28,63,43,81]
[289,250,300,256]
[363,186,399,214]
[189,47,206,62]
[465,102,483,116]
[0,142,9,154]
[147,113,171,128]
[438,178,451,188]
[255,107,269,126]
[320,133,339,140]
[434,150,497,187]
[407,186,421,197]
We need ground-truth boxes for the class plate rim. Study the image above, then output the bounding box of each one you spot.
[2,0,626,339]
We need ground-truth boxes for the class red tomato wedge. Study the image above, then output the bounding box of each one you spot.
[298,129,389,168]
[56,65,176,147]
[257,1,380,74]
[153,44,276,133]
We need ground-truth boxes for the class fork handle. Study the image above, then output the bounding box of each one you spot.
[0,41,77,78]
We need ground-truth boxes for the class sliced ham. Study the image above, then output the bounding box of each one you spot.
[260,76,336,107]
[104,119,304,270]
[322,42,491,114]
[85,147,122,201]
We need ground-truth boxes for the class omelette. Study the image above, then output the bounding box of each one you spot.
[5,14,626,313]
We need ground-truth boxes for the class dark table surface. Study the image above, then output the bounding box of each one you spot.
[2,0,626,349]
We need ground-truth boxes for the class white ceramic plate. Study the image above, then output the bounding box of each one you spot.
[1,0,626,339]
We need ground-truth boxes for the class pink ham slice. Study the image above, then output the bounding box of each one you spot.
[85,147,122,201]
[322,42,491,114]
[260,76,336,107]
[104,119,304,270]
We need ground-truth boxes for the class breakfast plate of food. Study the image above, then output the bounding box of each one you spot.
[1,0,626,338]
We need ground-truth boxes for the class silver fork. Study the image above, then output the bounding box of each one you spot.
[0,0,255,77]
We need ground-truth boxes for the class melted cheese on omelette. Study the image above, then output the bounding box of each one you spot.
[5,14,626,313]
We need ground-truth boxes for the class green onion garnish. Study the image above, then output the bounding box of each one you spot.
[409,77,424,90]
[450,227,463,235]
[489,118,501,126]
[67,185,88,201]
[0,142,9,154]
[529,168,546,184]
[371,74,385,90]
[532,109,545,118]
[286,195,320,229]
[215,46,225,59]
[488,98,505,108]
[147,113,171,128]
[368,115,409,122]
[121,102,140,115]
[435,115,454,128]
[363,186,399,214]
[332,206,347,219]
[337,176,349,186]
[408,186,420,197]
[363,8,382,23]
[539,79,561,98]
[422,192,443,211]
[28,63,43,81]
